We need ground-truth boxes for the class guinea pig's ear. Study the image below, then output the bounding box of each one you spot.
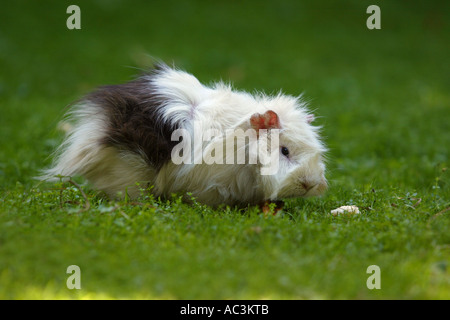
[250,110,281,135]
[306,114,315,124]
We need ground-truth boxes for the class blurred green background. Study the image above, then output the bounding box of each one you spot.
[0,0,449,299]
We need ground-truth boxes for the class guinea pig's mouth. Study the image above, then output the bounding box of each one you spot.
[277,179,328,199]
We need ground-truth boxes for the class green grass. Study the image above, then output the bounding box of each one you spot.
[0,0,449,299]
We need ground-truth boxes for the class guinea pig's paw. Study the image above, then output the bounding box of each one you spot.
[330,205,360,216]
[260,200,284,216]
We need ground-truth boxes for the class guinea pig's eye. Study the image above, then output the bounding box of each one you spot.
[281,146,289,157]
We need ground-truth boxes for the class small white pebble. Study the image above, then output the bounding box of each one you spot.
[330,205,360,216]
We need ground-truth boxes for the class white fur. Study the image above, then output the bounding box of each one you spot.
[42,103,156,198]
[42,66,327,206]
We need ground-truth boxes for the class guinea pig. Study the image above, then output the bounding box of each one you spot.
[42,63,327,207]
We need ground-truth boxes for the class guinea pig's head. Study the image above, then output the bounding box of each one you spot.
[250,94,328,201]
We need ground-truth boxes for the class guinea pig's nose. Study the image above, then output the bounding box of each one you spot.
[301,177,328,196]
[317,178,328,194]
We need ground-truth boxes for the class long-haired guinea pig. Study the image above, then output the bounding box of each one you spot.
[42,63,327,207]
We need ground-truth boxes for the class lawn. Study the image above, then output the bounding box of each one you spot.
[0,0,449,299]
